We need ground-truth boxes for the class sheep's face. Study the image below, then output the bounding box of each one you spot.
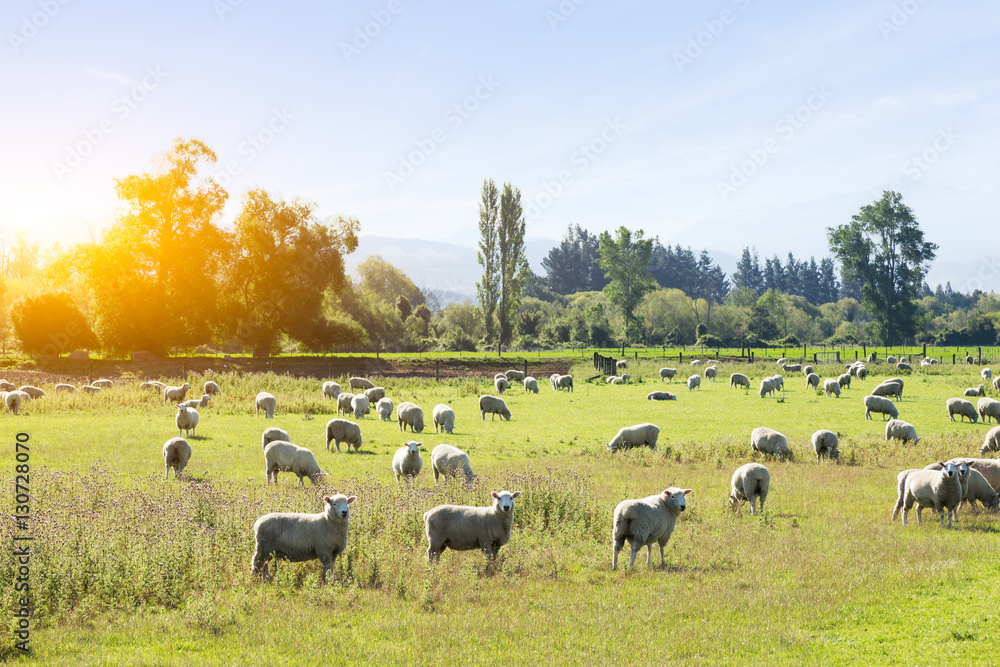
[957,462,970,480]
[942,463,957,479]
[492,490,520,513]
[324,494,356,519]
[405,441,421,455]
[987,493,999,512]
[663,488,692,512]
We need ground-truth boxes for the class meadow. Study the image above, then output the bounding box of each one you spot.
[3,358,1000,665]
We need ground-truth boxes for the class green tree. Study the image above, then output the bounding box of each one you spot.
[497,183,528,347]
[828,191,938,345]
[357,255,425,306]
[11,292,99,358]
[476,179,500,343]
[396,295,412,321]
[596,226,655,343]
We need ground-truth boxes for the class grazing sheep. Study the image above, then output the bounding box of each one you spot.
[430,444,476,484]
[966,355,975,365]
[555,374,574,392]
[348,377,375,391]
[806,373,820,390]
[432,404,456,434]
[549,373,560,391]
[687,375,701,391]
[886,356,897,364]
[982,368,993,381]
[705,366,718,382]
[494,373,508,382]
[730,373,750,389]
[606,423,660,453]
[659,367,678,382]
[204,380,222,396]
[80,385,102,394]
[424,490,521,562]
[981,426,1000,454]
[872,381,902,401]
[647,391,677,401]
[163,437,192,480]
[977,397,1000,424]
[812,430,839,461]
[163,383,192,404]
[776,358,786,365]
[523,376,539,393]
[263,441,325,486]
[867,353,877,363]
[54,383,78,393]
[494,376,509,395]
[620,374,631,383]
[961,468,999,512]
[994,377,1000,393]
[885,419,919,445]
[351,394,370,419]
[397,401,426,432]
[864,395,899,421]
[781,363,802,373]
[180,394,210,409]
[616,360,628,370]
[364,387,386,403]
[175,405,199,437]
[920,358,933,367]
[891,463,962,527]
[256,392,277,419]
[322,381,341,400]
[965,385,985,398]
[759,377,777,398]
[823,378,841,398]
[951,458,1000,493]
[730,463,770,514]
[325,418,363,453]
[947,398,978,423]
[690,359,703,367]
[771,375,784,391]
[4,391,23,415]
[18,386,45,399]
[897,362,912,372]
[262,427,291,450]
[803,365,814,376]
[751,427,792,460]
[91,379,113,390]
[611,487,691,570]
[0,380,14,392]
[478,395,511,421]
[251,493,355,583]
[376,397,394,421]
[140,381,166,392]
[856,366,868,381]
[337,392,355,416]
[392,441,423,485]
[504,369,526,382]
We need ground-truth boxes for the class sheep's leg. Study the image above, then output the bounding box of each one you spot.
[901,507,908,526]
[658,543,666,568]
[644,544,653,566]
[612,542,622,570]
[915,507,923,524]
[628,542,640,568]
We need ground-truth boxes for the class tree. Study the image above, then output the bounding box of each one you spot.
[396,295,412,321]
[596,227,656,343]
[357,255,425,306]
[541,224,607,294]
[828,191,938,345]
[733,247,764,296]
[476,179,500,343]
[3,229,40,279]
[497,183,528,347]
[11,292,99,358]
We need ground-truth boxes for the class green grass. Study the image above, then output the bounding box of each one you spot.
[3,361,1000,664]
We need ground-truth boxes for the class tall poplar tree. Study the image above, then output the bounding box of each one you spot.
[497,183,528,347]
[476,179,500,344]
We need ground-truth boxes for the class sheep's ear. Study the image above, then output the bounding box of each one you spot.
[347,496,356,504]
[511,491,520,498]
[683,489,693,495]
[937,461,946,467]
[323,496,331,503]
[491,491,499,499]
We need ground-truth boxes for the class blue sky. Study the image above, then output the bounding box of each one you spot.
[2,0,998,292]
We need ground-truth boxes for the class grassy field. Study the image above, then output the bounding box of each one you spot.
[3,359,1000,664]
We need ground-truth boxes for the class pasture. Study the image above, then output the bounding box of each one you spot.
[3,359,1000,664]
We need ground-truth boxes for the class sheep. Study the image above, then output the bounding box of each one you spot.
[376,397,394,421]
[348,377,375,391]
[770,375,784,390]
[776,358,786,365]
[262,427,291,450]
[80,385,102,395]
[140,381,165,392]
[867,353,877,363]
[690,359,703,367]
[616,360,628,370]
[886,355,897,364]
[263,441,325,486]
[659,367,678,382]
[91,379,113,389]
[494,373,508,382]
[523,376,539,394]
[952,458,1000,492]
[4,391,22,415]
[647,391,677,401]
[981,426,1000,454]
[803,365,814,376]
[687,374,701,391]
[606,375,622,384]
[704,366,718,382]
[872,381,902,401]
[337,392,355,416]
[781,363,802,373]
[730,463,770,514]
[620,373,631,383]
[947,397,978,423]
[555,375,574,392]
[251,493,355,583]
[325,418,363,453]
[392,441,423,485]
[977,397,1000,424]
[505,369,526,381]
[397,401,426,432]
[180,394,210,409]
[995,376,1000,393]
[751,427,792,461]
[864,395,899,421]
[432,404,455,434]
[885,419,919,445]
[966,355,975,365]
[351,394,370,419]
[322,381,341,400]
[478,395,510,421]
[897,362,912,372]
[364,386,386,403]
[204,380,222,396]
[728,373,749,389]
[162,437,191,480]
[611,487,691,570]
[18,385,45,399]
[163,383,192,403]
[961,468,999,512]
[856,366,868,381]
[0,380,14,392]
[812,430,839,461]
[424,490,521,562]
[758,377,777,398]
[494,376,509,395]
[891,463,962,527]
[823,378,841,398]
[256,392,277,419]
[982,368,993,381]
[175,404,199,437]
[54,383,78,393]
[549,373,560,391]
[805,373,820,390]
[607,423,660,453]
[965,385,985,398]
[430,444,476,484]
[920,358,933,367]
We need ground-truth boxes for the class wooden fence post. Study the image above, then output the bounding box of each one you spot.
[436,360,440,382]
[88,361,93,386]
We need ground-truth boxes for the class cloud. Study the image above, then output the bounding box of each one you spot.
[83,65,136,85]
[931,91,979,106]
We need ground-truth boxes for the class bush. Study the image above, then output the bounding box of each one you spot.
[11,291,99,359]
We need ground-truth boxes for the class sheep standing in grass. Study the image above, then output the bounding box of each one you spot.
[55,383,78,393]
[505,369,526,382]
[556,374,574,392]
[864,395,899,421]
[337,392,355,416]
[163,437,191,479]
[549,373,560,391]
[322,381,341,400]
[140,381,166,393]
[349,377,375,391]
[730,373,750,389]
[607,423,660,453]
[981,426,1000,454]
[966,355,975,365]
[771,375,784,391]
[961,468,999,512]
[263,441,325,486]
[690,360,703,367]
[687,375,701,391]
[92,379,113,390]
[523,377,539,394]
[397,402,425,432]
[758,377,776,398]
[424,490,521,562]
[0,380,14,392]
[897,362,912,372]
[19,386,45,399]
[163,383,192,404]
[431,444,476,484]
[982,368,992,381]
[647,391,677,401]
[392,441,423,486]
[364,387,386,404]
[994,377,1000,393]
[891,463,962,527]
[812,430,839,461]
[479,395,511,421]
[175,405,199,437]
[730,463,770,514]
[351,394,370,419]
[432,404,456,434]
[660,368,677,382]
[80,385,101,395]
[612,487,691,570]
[803,365,814,376]
[884,418,919,445]
[3,391,21,415]
[781,363,802,373]
[494,376,509,395]
[806,373,820,390]
[325,418,363,453]
[705,366,718,382]
[616,360,628,371]
[204,381,222,396]
[823,378,841,398]
[947,398,978,423]
[262,427,290,450]
[886,356,897,364]
[751,427,792,460]
[977,398,1000,424]
[251,493,355,583]
[965,385,985,398]
[872,380,903,401]
[376,397,394,421]
[256,392,277,419]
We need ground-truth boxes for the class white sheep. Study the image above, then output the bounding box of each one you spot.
[871,380,902,401]
[758,377,776,398]
[251,493,355,583]
[351,394,370,419]
[523,377,539,394]
[891,463,962,527]
[647,391,677,401]
[961,468,999,512]
[204,380,222,396]
[0,380,14,391]
[606,375,622,384]
[730,373,750,389]
[54,383,78,393]
[494,376,509,395]
[965,385,985,398]
[549,373,560,391]
[776,358,786,365]
[947,397,978,423]
[977,397,1000,424]
[337,392,355,416]
[611,487,691,570]
[18,385,45,399]
[175,404,199,437]
[690,359,703,367]
[981,426,1000,454]
[770,375,784,390]
[730,463,770,514]
[856,366,868,381]
[981,368,992,381]
[348,377,375,391]
[805,373,820,390]
[884,419,919,445]
[364,386,385,403]
[837,373,852,389]
[803,365,814,376]
[556,374,574,392]
[955,457,1000,491]
[886,356,897,364]
[781,363,802,373]
[994,377,1000,393]
[180,394,210,409]
[430,444,476,484]
[897,362,912,372]
[80,385,102,395]
[823,378,841,398]
[966,355,975,365]
[256,392,277,419]
[325,418,363,453]
[163,383,192,403]
[505,369,526,381]
[162,437,191,480]
[424,490,521,562]
[659,368,677,382]
[397,401,426,432]
[322,381,341,400]
[2,391,20,415]
[140,381,165,392]
[479,395,511,421]
[376,397,394,421]
[392,441,423,485]
[91,379,113,390]
[704,366,718,382]
[750,427,791,461]
[812,430,839,461]
[864,395,899,421]
[262,427,290,450]
[616,360,628,370]
[867,353,877,363]
[607,423,659,453]
[263,441,325,486]
[432,404,455,434]
[687,374,701,391]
